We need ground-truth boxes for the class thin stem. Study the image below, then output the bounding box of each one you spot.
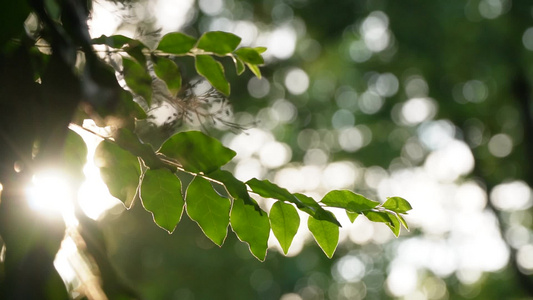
[68,123,112,141]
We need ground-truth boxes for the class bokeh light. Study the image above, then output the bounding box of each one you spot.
[263,25,297,60]
[248,77,271,98]
[333,255,366,283]
[522,27,533,51]
[404,76,429,98]
[360,11,391,53]
[478,0,510,19]
[285,68,310,95]
[399,97,437,126]
[517,244,533,274]
[490,181,532,211]
[487,133,513,157]
[359,91,384,115]
[198,0,224,16]
[153,0,195,33]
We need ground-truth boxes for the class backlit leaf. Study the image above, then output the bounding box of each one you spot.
[118,90,148,120]
[387,212,401,237]
[382,197,413,214]
[156,32,197,55]
[245,180,340,227]
[195,55,230,96]
[186,176,231,246]
[234,47,264,65]
[158,131,236,173]
[122,57,152,106]
[397,213,409,231]
[233,56,245,75]
[363,210,392,224]
[364,210,403,236]
[321,190,379,213]
[140,169,184,233]
[246,63,261,78]
[294,193,341,227]
[308,216,339,258]
[346,211,359,223]
[91,34,135,48]
[124,43,147,66]
[83,61,147,122]
[208,170,258,209]
[63,129,87,180]
[153,56,181,96]
[114,128,166,170]
[254,47,267,53]
[269,201,300,255]
[91,88,147,123]
[246,178,301,205]
[196,31,241,55]
[230,197,270,261]
[95,140,140,208]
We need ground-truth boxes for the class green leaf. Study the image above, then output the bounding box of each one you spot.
[153,57,181,96]
[246,63,262,78]
[397,213,409,231]
[196,31,241,55]
[234,47,264,65]
[245,180,341,227]
[158,131,236,173]
[387,212,401,237]
[382,197,413,214]
[293,193,341,227]
[83,60,147,122]
[114,128,166,169]
[230,197,270,261]
[346,211,359,223]
[63,129,87,180]
[96,88,147,123]
[364,211,400,237]
[118,90,148,120]
[234,57,245,75]
[122,57,152,106]
[254,47,267,53]
[246,178,301,205]
[186,176,231,246]
[321,190,379,213]
[140,169,184,233]
[363,210,392,224]
[233,47,265,78]
[308,216,339,258]
[91,34,135,48]
[269,201,300,255]
[195,55,230,96]
[125,43,147,67]
[156,32,197,55]
[95,140,140,208]
[208,170,258,209]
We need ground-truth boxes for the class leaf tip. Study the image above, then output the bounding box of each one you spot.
[252,249,267,261]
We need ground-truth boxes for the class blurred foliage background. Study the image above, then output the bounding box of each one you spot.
[12,0,533,299]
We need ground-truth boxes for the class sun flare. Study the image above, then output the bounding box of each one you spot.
[25,121,122,225]
[26,170,78,226]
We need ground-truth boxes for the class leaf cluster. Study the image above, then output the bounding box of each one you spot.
[87,29,411,260]
[96,130,412,260]
[92,31,266,106]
